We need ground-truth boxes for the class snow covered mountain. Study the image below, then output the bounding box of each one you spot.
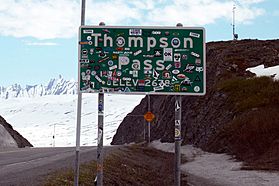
[0,75,77,99]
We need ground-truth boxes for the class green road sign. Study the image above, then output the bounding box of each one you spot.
[79,26,206,95]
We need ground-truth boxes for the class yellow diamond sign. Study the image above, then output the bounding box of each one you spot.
[144,111,155,122]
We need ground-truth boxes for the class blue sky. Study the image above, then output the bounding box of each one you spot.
[0,0,278,86]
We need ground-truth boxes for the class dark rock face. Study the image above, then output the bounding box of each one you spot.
[111,39,279,147]
[0,115,33,148]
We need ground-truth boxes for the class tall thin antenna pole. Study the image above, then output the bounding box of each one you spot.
[232,4,236,40]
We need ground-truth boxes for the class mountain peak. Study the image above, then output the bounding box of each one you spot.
[0,76,77,99]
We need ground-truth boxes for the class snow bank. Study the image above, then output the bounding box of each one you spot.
[151,141,279,186]
[0,124,18,148]
[246,64,279,80]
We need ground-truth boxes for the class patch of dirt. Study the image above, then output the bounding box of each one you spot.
[206,106,279,171]
[43,144,188,186]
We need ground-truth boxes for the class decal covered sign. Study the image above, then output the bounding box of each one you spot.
[79,26,206,95]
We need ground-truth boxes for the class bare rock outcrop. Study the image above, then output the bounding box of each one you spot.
[111,39,279,147]
[0,115,33,148]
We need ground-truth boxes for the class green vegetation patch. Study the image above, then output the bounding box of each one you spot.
[207,76,279,170]
[43,162,96,186]
[218,76,279,111]
[43,145,188,186]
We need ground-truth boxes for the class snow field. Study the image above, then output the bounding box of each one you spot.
[0,94,144,147]
[151,141,279,186]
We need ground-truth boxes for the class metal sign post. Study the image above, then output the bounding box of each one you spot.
[142,117,147,142]
[144,108,155,144]
[174,22,183,186]
[95,22,106,186]
[174,95,182,186]
[74,93,82,186]
[97,92,104,185]
[75,0,85,186]
[147,94,151,143]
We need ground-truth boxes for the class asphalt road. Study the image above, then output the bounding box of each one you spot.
[0,146,116,186]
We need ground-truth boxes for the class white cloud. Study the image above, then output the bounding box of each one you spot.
[0,0,266,39]
[141,0,265,26]
[0,0,80,39]
[143,1,233,26]
[86,0,142,26]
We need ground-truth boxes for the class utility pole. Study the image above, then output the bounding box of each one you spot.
[53,123,55,147]
[51,123,63,147]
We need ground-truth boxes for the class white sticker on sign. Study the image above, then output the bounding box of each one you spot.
[189,32,200,38]
[166,64,172,70]
[129,28,142,36]
[133,50,142,56]
[175,128,181,138]
[109,65,117,70]
[191,52,200,58]
[163,48,173,61]
[83,29,93,34]
[194,86,200,92]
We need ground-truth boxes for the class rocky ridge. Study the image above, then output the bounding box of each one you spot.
[111,39,279,148]
[0,115,32,148]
